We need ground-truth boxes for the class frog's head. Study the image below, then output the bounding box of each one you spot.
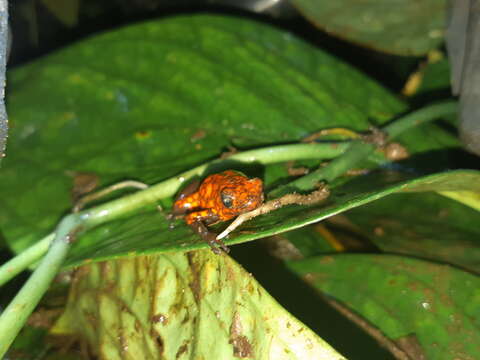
[220,177,264,214]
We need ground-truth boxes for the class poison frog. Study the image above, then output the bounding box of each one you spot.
[173,170,264,253]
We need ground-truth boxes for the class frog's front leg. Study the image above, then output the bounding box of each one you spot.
[189,220,230,254]
[184,209,218,225]
[186,210,229,254]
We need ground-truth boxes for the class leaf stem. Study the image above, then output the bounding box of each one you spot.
[270,100,459,197]
[0,234,54,287]
[0,215,81,357]
[269,141,374,197]
[384,101,458,139]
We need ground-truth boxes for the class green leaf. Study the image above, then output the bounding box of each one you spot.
[64,170,480,267]
[416,58,451,95]
[2,14,407,254]
[292,0,447,56]
[52,250,346,360]
[343,192,480,272]
[287,254,480,360]
[1,14,468,265]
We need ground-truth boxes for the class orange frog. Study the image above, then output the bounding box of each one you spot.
[173,170,264,253]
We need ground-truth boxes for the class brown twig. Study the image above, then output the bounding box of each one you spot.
[217,185,330,240]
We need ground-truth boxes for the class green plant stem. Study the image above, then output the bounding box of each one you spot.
[384,101,458,139]
[83,142,349,227]
[0,215,81,357]
[270,141,374,197]
[0,234,54,286]
[269,101,458,197]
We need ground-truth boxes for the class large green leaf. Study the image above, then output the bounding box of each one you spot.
[64,170,480,267]
[288,254,480,360]
[1,14,408,254]
[52,250,345,360]
[292,0,447,56]
[250,189,480,269]
[343,192,480,272]
[0,14,466,263]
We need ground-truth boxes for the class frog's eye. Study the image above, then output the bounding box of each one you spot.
[221,192,234,208]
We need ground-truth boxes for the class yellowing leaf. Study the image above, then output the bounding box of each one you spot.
[53,250,346,360]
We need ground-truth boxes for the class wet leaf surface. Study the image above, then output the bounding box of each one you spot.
[288,254,480,360]
[344,192,480,273]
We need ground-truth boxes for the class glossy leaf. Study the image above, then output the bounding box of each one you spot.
[64,170,480,267]
[1,14,408,254]
[1,14,467,264]
[292,0,447,56]
[344,192,480,272]
[52,250,346,360]
[288,254,480,360]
